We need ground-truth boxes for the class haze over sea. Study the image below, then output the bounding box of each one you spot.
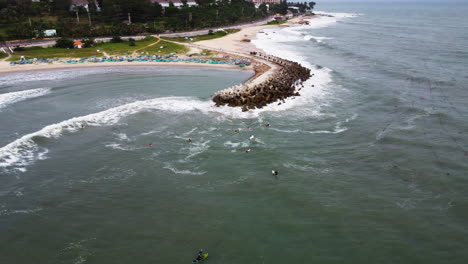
[1,1,468,263]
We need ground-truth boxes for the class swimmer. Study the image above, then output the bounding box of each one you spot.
[233,129,241,133]
[272,170,278,176]
[148,143,153,147]
[188,138,192,143]
[245,148,251,153]
[265,124,270,127]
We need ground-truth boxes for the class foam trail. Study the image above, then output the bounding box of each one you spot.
[305,126,347,134]
[185,140,210,160]
[0,88,50,110]
[0,207,43,216]
[163,164,206,175]
[304,35,333,43]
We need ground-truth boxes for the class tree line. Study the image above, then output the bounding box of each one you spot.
[0,0,315,41]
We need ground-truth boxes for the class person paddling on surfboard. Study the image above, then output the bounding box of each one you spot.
[192,250,207,263]
[196,251,204,260]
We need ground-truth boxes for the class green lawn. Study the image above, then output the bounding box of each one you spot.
[140,40,189,55]
[8,37,164,60]
[7,37,190,61]
[95,37,159,54]
[9,46,101,61]
[162,29,240,43]
[0,52,8,59]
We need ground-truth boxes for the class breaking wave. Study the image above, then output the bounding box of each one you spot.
[1,91,331,172]
[0,88,50,110]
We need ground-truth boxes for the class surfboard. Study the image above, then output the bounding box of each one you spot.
[192,253,209,263]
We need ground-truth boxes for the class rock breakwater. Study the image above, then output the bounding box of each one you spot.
[212,53,311,111]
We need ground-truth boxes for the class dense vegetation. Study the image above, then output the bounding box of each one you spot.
[0,0,315,41]
[0,0,253,40]
[288,1,315,14]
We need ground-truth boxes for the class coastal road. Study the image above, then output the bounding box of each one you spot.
[159,17,274,38]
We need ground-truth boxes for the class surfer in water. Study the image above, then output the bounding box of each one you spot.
[188,138,192,143]
[192,250,204,263]
[265,123,270,127]
[245,148,251,153]
[272,170,278,176]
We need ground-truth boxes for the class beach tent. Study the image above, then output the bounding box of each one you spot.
[73,41,84,49]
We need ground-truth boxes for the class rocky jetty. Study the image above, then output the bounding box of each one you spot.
[212,53,311,111]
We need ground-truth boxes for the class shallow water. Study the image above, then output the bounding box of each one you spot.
[1,2,468,264]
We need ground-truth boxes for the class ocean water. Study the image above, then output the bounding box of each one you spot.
[1,2,468,264]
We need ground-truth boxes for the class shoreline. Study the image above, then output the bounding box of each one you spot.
[0,16,305,75]
[1,16,312,110]
[0,61,253,75]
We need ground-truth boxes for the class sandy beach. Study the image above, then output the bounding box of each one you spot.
[197,16,305,53]
[0,60,252,75]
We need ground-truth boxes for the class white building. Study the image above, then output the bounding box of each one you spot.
[43,29,57,37]
[151,0,198,8]
[252,0,280,8]
[70,0,101,12]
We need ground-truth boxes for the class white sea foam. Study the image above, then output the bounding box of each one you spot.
[223,140,249,149]
[304,114,357,134]
[163,164,206,175]
[182,127,198,136]
[306,11,361,29]
[0,207,43,216]
[114,133,129,141]
[223,141,241,148]
[283,162,314,172]
[305,125,348,134]
[253,28,334,115]
[269,128,301,133]
[304,35,333,43]
[140,130,160,136]
[269,114,356,135]
[0,88,50,110]
[104,143,131,151]
[249,12,364,115]
[0,68,125,86]
[185,139,210,160]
